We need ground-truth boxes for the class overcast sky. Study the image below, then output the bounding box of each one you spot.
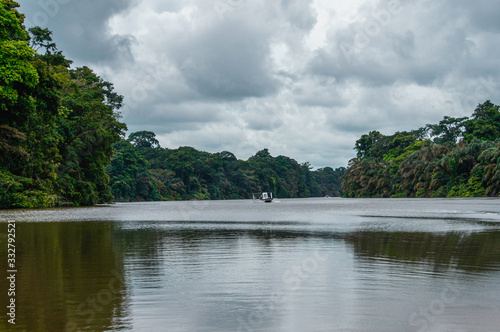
[19,0,500,168]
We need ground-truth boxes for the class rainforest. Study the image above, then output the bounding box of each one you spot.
[107,134,344,202]
[342,100,500,198]
[1,1,498,209]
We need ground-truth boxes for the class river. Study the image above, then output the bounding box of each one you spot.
[1,198,500,331]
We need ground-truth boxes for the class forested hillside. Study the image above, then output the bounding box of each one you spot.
[342,101,500,198]
[107,131,344,201]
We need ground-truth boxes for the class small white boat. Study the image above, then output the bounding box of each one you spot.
[252,192,274,203]
[260,192,273,203]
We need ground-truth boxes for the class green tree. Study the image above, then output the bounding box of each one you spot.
[129,130,160,148]
[28,26,72,67]
[57,66,127,205]
[354,131,385,159]
[108,140,160,201]
[427,116,468,144]
[0,1,61,208]
[1,2,127,208]
[0,0,38,119]
[464,101,500,141]
[344,101,500,198]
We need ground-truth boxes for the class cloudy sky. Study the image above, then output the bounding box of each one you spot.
[19,0,499,168]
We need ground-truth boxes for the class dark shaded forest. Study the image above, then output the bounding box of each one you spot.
[1,1,125,208]
[342,100,500,198]
[108,133,344,202]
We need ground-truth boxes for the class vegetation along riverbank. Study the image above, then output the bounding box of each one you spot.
[1,1,498,208]
[343,101,500,198]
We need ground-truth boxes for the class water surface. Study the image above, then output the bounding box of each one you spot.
[1,198,500,331]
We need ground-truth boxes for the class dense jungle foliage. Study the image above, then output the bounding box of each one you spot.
[0,1,126,208]
[342,101,500,198]
[107,132,344,201]
[0,1,343,208]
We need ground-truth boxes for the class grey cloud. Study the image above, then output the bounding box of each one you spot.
[20,0,136,65]
[448,0,500,32]
[244,116,281,131]
[15,0,500,168]
[388,31,414,59]
[125,102,226,134]
[146,0,185,14]
[280,0,317,31]
[310,35,442,87]
[308,0,498,88]
[292,77,348,108]
[170,19,280,100]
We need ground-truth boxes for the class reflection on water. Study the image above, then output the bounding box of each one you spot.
[0,222,130,332]
[1,198,500,331]
[346,231,500,272]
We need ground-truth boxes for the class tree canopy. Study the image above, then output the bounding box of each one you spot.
[343,101,500,198]
[0,1,126,208]
[107,136,345,201]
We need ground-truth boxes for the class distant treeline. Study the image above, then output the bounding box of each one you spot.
[108,132,344,201]
[342,101,500,198]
